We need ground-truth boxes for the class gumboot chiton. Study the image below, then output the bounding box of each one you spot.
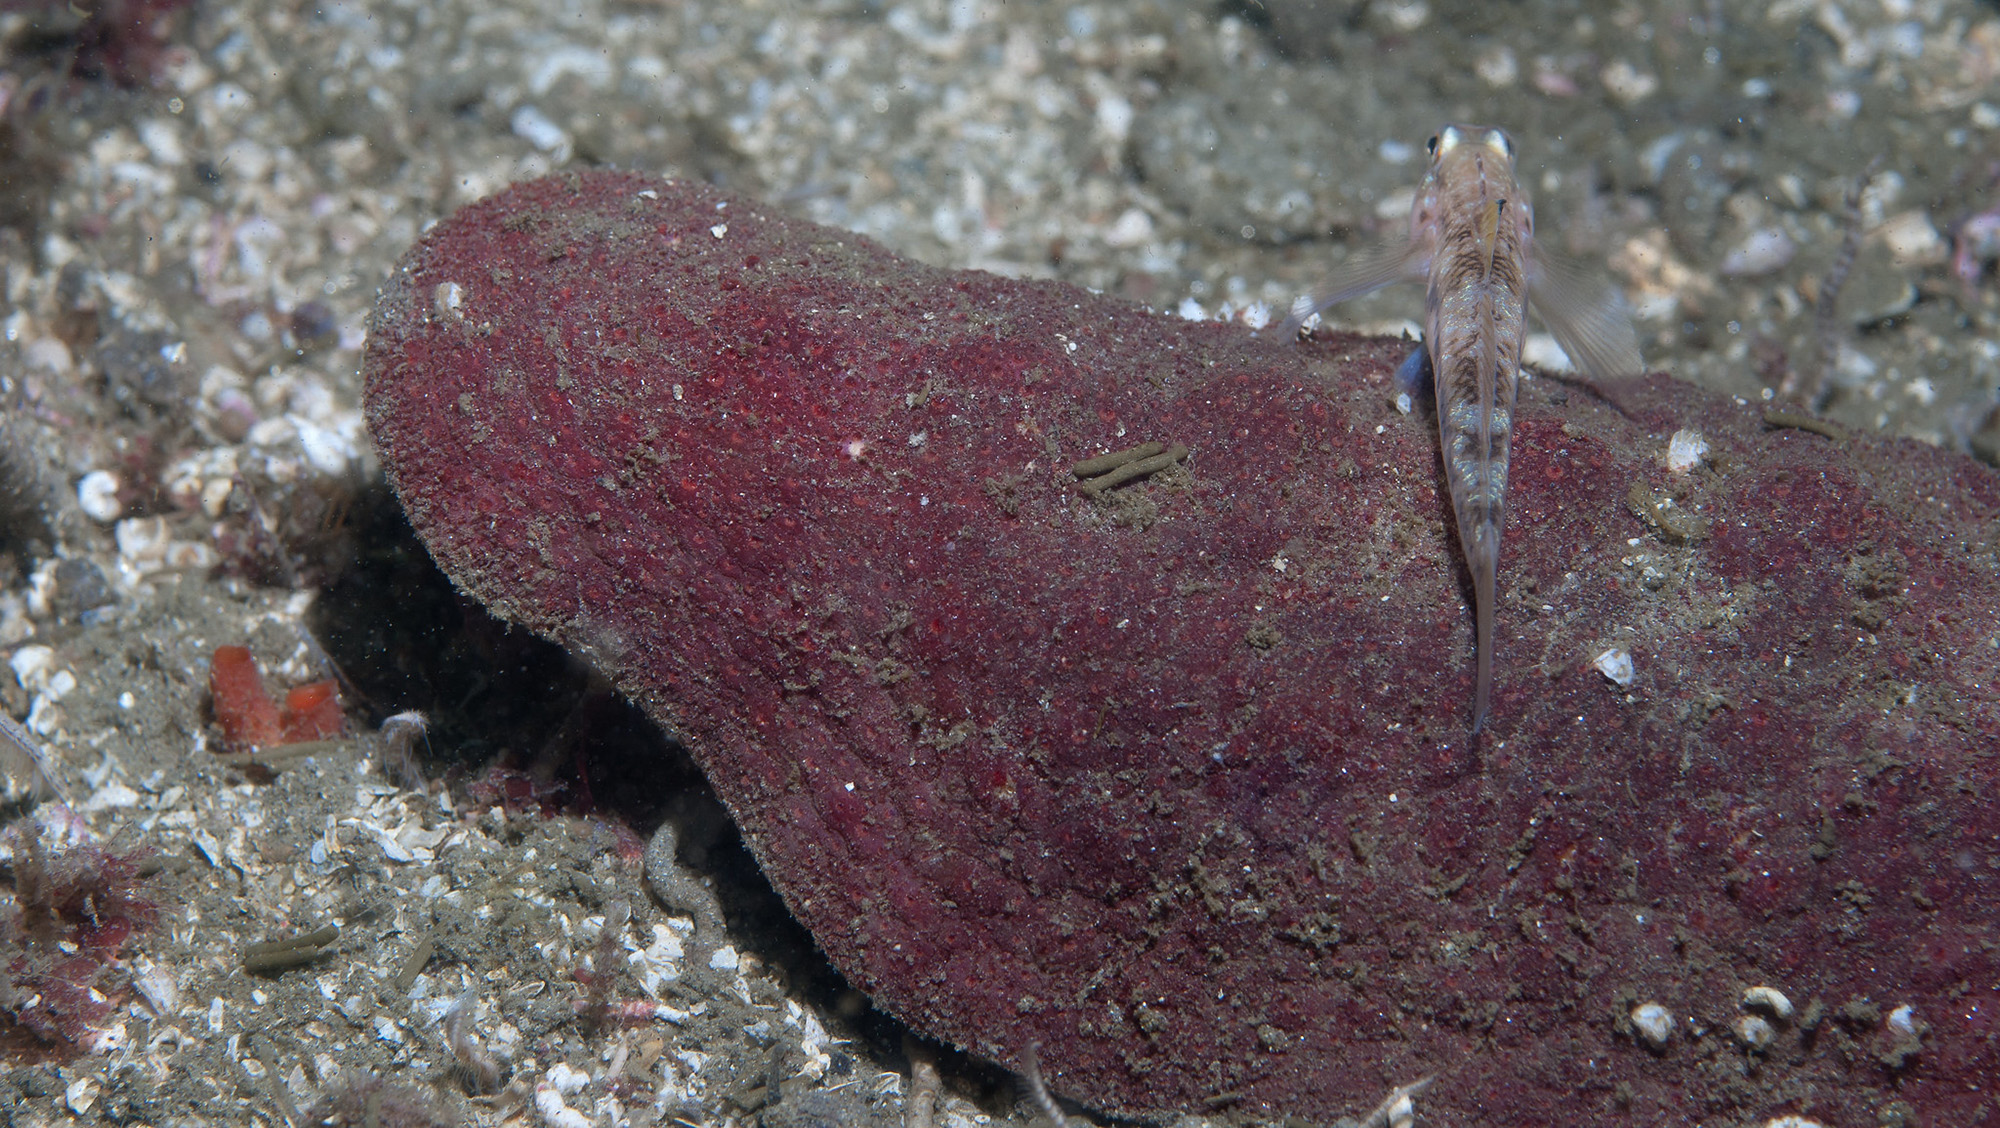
[365,171,2000,1126]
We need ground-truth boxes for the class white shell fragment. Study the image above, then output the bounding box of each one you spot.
[1355,1076,1431,1128]
[65,1078,99,1116]
[1733,1014,1777,1051]
[1887,1003,1918,1037]
[532,1085,591,1128]
[1742,985,1794,1021]
[1593,647,1636,686]
[545,1062,589,1095]
[1665,429,1708,473]
[432,281,465,321]
[131,956,180,1017]
[10,644,54,691]
[1630,1002,1674,1050]
[510,105,569,154]
[1764,1119,1827,1128]
[115,516,220,576]
[77,470,124,523]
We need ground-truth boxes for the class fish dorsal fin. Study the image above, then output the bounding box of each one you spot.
[1474,199,1506,279]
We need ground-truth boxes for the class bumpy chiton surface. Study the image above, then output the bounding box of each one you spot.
[365,171,2000,1126]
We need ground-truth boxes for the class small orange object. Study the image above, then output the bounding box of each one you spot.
[207,646,345,751]
[209,645,282,750]
[280,681,345,743]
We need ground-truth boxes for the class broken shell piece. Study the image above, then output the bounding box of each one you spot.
[1593,647,1636,686]
[1734,1014,1777,1051]
[65,1077,99,1116]
[1886,1003,1917,1038]
[200,477,235,519]
[1742,985,1794,1021]
[1630,1002,1674,1050]
[1764,1119,1826,1128]
[131,956,179,1017]
[77,470,123,523]
[433,281,466,320]
[1356,1076,1432,1128]
[1665,429,1708,473]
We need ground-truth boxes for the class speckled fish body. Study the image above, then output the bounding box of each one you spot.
[1278,124,1642,732]
[1422,126,1529,733]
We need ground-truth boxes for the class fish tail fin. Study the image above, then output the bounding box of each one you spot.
[1471,601,1493,735]
[1467,522,1499,734]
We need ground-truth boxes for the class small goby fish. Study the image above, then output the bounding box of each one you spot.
[1276,124,1643,733]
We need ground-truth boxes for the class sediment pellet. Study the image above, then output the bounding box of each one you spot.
[1762,409,1848,443]
[390,930,434,993]
[241,923,340,972]
[1070,441,1165,478]
[1077,444,1188,495]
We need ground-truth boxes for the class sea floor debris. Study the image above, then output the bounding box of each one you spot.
[5,1,2000,1124]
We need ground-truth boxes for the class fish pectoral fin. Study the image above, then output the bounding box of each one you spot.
[1275,236,1429,339]
[1526,245,1645,380]
[1395,345,1433,404]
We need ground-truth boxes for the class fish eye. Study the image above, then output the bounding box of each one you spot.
[1426,134,1439,154]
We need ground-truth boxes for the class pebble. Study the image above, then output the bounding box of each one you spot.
[50,559,115,619]
[1719,226,1796,276]
[1600,60,1660,104]
[1877,210,1946,267]
[1742,984,1794,1021]
[1734,1013,1777,1051]
[1629,1001,1674,1050]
